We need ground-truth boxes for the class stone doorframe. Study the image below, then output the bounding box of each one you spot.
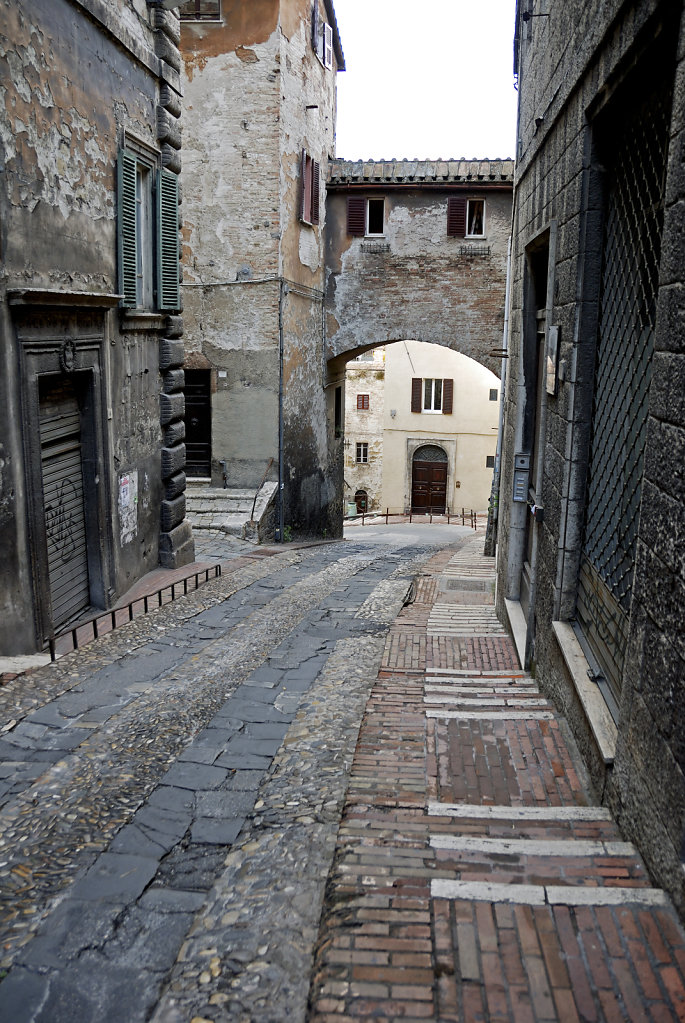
[10,290,118,648]
[404,438,456,513]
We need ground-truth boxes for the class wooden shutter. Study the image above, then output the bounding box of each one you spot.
[347,196,366,236]
[442,378,454,414]
[411,377,422,413]
[323,22,334,69]
[311,160,320,225]
[117,150,138,308]
[157,168,180,311]
[447,196,466,237]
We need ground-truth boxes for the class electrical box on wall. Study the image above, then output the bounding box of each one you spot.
[513,452,530,502]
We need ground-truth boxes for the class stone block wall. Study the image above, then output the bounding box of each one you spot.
[496,0,685,916]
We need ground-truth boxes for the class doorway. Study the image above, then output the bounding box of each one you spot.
[411,445,448,513]
[185,369,212,477]
[39,376,91,630]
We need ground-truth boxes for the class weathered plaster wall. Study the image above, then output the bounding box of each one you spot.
[180,0,342,536]
[496,0,685,916]
[382,342,500,513]
[325,187,511,376]
[0,0,186,652]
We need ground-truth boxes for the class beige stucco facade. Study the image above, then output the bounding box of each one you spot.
[344,341,500,515]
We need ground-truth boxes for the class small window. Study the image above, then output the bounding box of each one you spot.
[486,455,496,468]
[466,199,485,237]
[312,4,334,69]
[423,379,443,412]
[135,164,153,309]
[356,442,368,463]
[411,377,454,414]
[179,0,221,21]
[334,386,342,436]
[367,198,384,236]
[357,394,369,410]
[299,151,320,226]
[489,388,498,401]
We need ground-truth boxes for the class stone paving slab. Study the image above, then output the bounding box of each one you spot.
[0,536,440,1021]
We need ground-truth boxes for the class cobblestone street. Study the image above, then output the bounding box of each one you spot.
[1,526,685,1021]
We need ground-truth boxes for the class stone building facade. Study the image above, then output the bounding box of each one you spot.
[343,349,385,513]
[496,0,685,914]
[324,159,513,377]
[179,0,345,539]
[0,0,191,655]
[344,343,500,515]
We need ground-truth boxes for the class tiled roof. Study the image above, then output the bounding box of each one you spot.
[327,158,514,185]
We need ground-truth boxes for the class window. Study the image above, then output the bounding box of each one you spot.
[486,455,496,468]
[447,197,486,238]
[312,4,334,69]
[367,198,384,236]
[117,149,180,311]
[411,377,453,414]
[489,388,498,401]
[334,386,342,436]
[357,394,369,410]
[179,0,221,20]
[467,199,485,237]
[356,442,368,463]
[299,151,320,226]
[346,197,384,237]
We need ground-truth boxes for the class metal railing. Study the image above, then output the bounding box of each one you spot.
[346,508,483,530]
[48,565,222,661]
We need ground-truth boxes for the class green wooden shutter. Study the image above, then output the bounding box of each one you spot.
[117,150,138,308]
[157,168,180,311]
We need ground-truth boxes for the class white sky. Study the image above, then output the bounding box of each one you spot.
[332,0,518,161]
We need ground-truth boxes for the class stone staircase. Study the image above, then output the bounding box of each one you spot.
[185,480,278,544]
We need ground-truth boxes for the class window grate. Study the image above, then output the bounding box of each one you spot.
[577,82,671,698]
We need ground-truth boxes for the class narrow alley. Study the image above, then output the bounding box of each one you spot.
[1,527,684,1022]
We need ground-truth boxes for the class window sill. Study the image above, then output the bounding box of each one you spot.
[119,310,168,332]
[552,621,617,765]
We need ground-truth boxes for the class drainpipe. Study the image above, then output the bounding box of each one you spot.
[276,279,286,542]
[495,236,512,498]
[484,235,512,558]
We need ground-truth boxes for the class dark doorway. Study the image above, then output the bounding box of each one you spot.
[411,445,448,513]
[185,369,211,477]
[39,376,91,630]
[354,489,368,513]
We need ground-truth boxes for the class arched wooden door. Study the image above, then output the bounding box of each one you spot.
[411,445,448,513]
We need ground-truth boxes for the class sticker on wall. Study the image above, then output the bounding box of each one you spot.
[119,470,138,545]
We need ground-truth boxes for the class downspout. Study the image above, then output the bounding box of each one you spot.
[485,234,512,559]
[276,279,286,542]
[495,236,512,506]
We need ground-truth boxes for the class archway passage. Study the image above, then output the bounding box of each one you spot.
[412,445,447,513]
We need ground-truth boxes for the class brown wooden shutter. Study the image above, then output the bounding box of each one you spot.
[311,160,320,225]
[442,378,454,414]
[347,196,366,236]
[411,377,422,413]
[447,196,466,237]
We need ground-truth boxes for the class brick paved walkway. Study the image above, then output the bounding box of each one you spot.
[309,537,685,1021]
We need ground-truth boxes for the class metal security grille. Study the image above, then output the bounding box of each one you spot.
[577,82,671,699]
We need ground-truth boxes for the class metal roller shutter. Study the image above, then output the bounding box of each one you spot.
[39,378,90,630]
